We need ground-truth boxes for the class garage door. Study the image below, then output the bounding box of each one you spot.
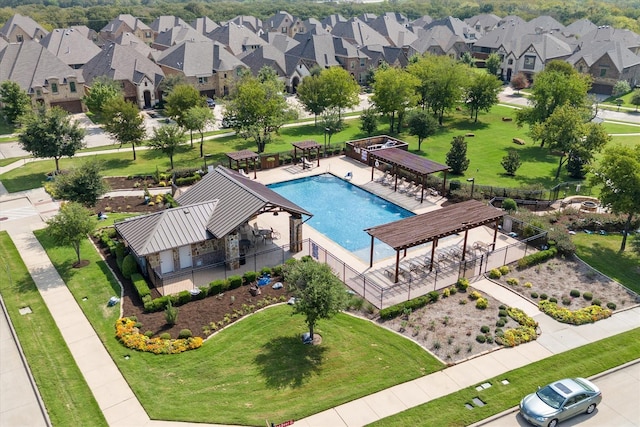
[51,100,83,114]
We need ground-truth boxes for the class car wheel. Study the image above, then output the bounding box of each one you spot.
[586,403,596,414]
[548,419,558,427]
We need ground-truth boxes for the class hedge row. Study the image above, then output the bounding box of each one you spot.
[379,291,440,320]
[131,273,150,299]
[538,300,612,325]
[517,247,558,269]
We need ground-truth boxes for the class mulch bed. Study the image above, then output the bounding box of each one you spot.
[93,195,166,215]
[94,236,291,339]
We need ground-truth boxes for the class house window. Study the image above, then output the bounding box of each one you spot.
[36,89,42,97]
[523,55,536,70]
[351,61,355,69]
[198,77,208,84]
[236,68,242,76]
[600,68,607,77]
[281,27,287,33]
[69,81,76,93]
[579,65,584,73]
[360,58,365,67]
[145,31,151,38]
[51,82,58,94]
[16,34,23,42]
[508,58,513,65]
[224,73,227,79]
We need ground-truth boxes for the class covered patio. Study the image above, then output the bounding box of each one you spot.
[370,148,449,203]
[226,150,259,179]
[292,140,321,169]
[365,200,505,283]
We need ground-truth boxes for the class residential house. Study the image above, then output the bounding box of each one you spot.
[100,14,154,45]
[151,26,209,51]
[260,32,300,53]
[149,15,192,38]
[225,16,263,34]
[368,14,418,48]
[40,28,101,69]
[568,40,640,94]
[321,14,347,32]
[114,32,155,59]
[207,23,267,56]
[330,17,390,47]
[156,40,247,98]
[264,11,304,38]
[191,17,219,35]
[464,13,501,36]
[425,17,479,48]
[410,15,433,29]
[360,45,408,70]
[408,25,471,59]
[0,14,48,43]
[114,166,311,292]
[0,40,85,112]
[562,19,598,38]
[69,25,99,44]
[299,18,329,35]
[239,44,310,92]
[82,43,164,108]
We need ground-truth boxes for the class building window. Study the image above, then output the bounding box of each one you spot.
[51,82,58,94]
[281,27,287,33]
[579,65,583,73]
[198,77,208,84]
[360,58,365,67]
[69,81,76,93]
[600,68,607,77]
[523,55,536,70]
[145,31,151,38]
[16,34,23,42]
[508,58,513,65]
[350,61,355,69]
[36,89,42,97]
[224,73,227,79]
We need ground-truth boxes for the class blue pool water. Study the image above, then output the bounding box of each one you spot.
[268,174,414,261]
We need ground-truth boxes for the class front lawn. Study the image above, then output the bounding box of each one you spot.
[572,233,640,295]
[0,232,106,427]
[35,230,444,426]
[368,327,640,427]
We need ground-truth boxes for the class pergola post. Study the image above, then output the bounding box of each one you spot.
[442,171,448,196]
[394,250,400,283]
[461,229,469,260]
[492,218,500,250]
[369,235,374,268]
[429,238,437,271]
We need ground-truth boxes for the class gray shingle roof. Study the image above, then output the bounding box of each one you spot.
[115,201,218,256]
[369,14,418,47]
[289,33,342,67]
[191,17,220,35]
[563,19,597,37]
[331,17,390,47]
[158,40,245,75]
[0,14,48,40]
[82,42,164,87]
[0,40,83,93]
[153,26,209,50]
[101,14,151,34]
[207,23,267,56]
[150,16,191,34]
[568,40,640,71]
[40,28,101,67]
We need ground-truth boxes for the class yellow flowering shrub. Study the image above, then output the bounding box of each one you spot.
[115,317,203,354]
[538,300,612,325]
[496,307,539,347]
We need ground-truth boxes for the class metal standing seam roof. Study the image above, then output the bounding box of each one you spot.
[365,200,505,250]
[370,147,449,176]
[115,201,218,256]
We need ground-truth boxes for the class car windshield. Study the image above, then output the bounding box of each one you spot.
[536,386,565,409]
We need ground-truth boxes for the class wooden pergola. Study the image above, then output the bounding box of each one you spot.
[370,148,449,203]
[292,140,321,169]
[226,150,259,179]
[365,200,505,283]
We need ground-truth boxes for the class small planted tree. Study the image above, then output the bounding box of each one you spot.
[510,72,528,93]
[359,107,378,136]
[149,124,185,169]
[0,80,32,125]
[46,202,97,267]
[612,80,631,97]
[164,299,178,326]
[407,109,438,151]
[446,136,470,175]
[631,90,640,112]
[102,98,146,160]
[284,259,349,341]
[485,53,502,77]
[501,149,522,176]
[52,158,109,206]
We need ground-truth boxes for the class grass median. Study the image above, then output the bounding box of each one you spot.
[0,232,106,427]
[35,230,445,425]
[368,327,640,427]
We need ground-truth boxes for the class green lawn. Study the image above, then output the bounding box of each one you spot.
[369,328,640,427]
[35,230,445,426]
[0,232,107,427]
[572,233,640,295]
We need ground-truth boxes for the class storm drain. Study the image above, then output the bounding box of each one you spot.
[475,382,492,391]
[18,306,32,315]
[472,397,486,407]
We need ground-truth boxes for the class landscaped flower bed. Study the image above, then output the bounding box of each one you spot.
[115,317,203,354]
[538,300,612,325]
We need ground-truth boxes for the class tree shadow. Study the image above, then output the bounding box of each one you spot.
[254,335,327,390]
[100,157,135,171]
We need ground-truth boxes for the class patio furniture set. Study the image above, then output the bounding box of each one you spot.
[375,171,439,200]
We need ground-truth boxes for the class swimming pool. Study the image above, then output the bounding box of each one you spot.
[268,174,414,261]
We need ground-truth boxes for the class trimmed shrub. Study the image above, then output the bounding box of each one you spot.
[209,279,228,295]
[260,267,272,276]
[476,334,487,343]
[455,277,469,292]
[159,333,171,340]
[488,268,502,279]
[502,198,517,212]
[593,299,602,306]
[540,293,548,300]
[480,325,490,333]
[499,266,510,275]
[144,296,169,312]
[228,275,243,290]
[517,247,558,269]
[121,254,138,279]
[469,290,482,300]
[486,335,494,344]
[498,309,508,317]
[243,270,258,284]
[530,292,538,299]
[476,298,488,309]
[570,289,580,297]
[524,282,533,288]
[379,293,440,320]
[583,292,593,301]
[606,302,617,310]
[496,318,506,327]
[501,326,537,347]
[449,286,457,295]
[442,288,450,298]
[499,304,507,310]
[427,290,439,302]
[144,330,153,338]
[562,296,572,306]
[271,264,283,277]
[194,287,208,300]
[131,273,150,299]
[549,297,558,303]
[506,277,519,286]
[176,290,191,306]
[178,329,193,339]
[507,307,538,328]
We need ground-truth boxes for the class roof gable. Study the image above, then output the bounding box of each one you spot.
[82,43,164,86]
[40,28,101,66]
[0,14,48,40]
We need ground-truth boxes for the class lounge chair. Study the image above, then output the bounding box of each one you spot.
[375,171,389,183]
[406,183,420,197]
[398,177,409,193]
[344,171,353,180]
[301,157,313,169]
[238,168,250,178]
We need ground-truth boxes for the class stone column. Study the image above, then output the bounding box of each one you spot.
[289,214,303,253]
[225,232,240,270]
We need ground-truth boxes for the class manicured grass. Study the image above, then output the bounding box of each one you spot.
[368,327,640,427]
[572,233,640,295]
[35,230,445,426]
[95,212,140,228]
[0,156,28,167]
[0,232,107,427]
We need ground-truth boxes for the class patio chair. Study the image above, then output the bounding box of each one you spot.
[398,177,409,193]
[301,157,314,169]
[238,168,250,178]
[375,171,389,184]
[406,183,420,198]
[344,171,353,180]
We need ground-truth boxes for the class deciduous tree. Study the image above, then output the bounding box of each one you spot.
[46,202,97,266]
[19,107,85,172]
[284,259,349,340]
[631,90,640,112]
[466,73,502,122]
[486,53,502,77]
[83,77,121,119]
[149,124,185,169]
[183,106,214,157]
[321,108,344,150]
[371,66,418,133]
[359,107,379,136]
[102,98,146,160]
[612,80,631,97]
[407,109,438,151]
[501,149,522,176]
[0,80,31,125]
[318,66,360,119]
[510,72,528,93]
[52,158,109,206]
[164,84,206,129]
[590,145,640,252]
[296,74,327,126]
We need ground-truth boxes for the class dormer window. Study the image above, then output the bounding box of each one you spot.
[51,82,58,94]
[69,82,76,93]
[16,34,23,42]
